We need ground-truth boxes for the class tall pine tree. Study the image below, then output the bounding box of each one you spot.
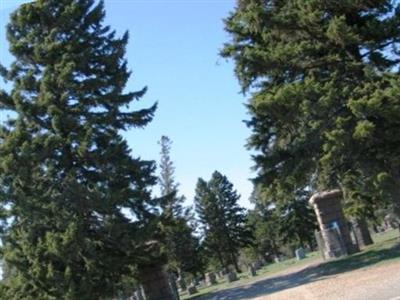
[158,135,184,217]
[157,136,203,277]
[222,0,400,223]
[195,171,253,273]
[0,1,161,298]
[275,190,317,250]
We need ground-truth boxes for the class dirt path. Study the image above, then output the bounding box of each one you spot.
[199,261,400,300]
[257,261,400,300]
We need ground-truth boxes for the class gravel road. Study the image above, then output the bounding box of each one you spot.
[199,261,400,300]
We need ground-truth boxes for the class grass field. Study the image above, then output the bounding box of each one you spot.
[181,228,400,300]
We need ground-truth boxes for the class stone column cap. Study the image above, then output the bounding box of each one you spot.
[309,189,342,205]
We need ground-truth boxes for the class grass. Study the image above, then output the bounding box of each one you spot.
[316,228,400,276]
[181,229,400,300]
[181,251,322,299]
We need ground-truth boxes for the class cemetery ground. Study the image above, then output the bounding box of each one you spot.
[182,229,400,300]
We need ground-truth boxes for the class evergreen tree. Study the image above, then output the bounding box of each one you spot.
[158,135,184,217]
[248,186,316,259]
[195,171,253,272]
[161,217,205,277]
[246,208,280,260]
[0,1,160,298]
[157,136,203,277]
[159,135,176,196]
[222,0,400,222]
[275,190,317,250]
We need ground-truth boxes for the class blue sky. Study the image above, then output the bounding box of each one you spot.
[0,0,255,208]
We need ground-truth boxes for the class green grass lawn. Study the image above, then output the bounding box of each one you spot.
[181,228,400,300]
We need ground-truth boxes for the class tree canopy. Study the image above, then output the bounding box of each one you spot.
[0,0,161,298]
[222,0,400,219]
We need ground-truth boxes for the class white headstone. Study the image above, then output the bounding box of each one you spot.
[295,248,306,260]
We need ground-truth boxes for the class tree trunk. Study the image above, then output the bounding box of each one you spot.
[351,218,373,248]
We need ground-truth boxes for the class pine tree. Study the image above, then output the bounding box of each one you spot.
[248,186,316,258]
[222,0,400,223]
[0,1,160,298]
[157,136,203,277]
[246,208,280,260]
[195,171,253,272]
[158,135,184,217]
[275,190,317,250]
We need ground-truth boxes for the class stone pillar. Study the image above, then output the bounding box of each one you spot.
[309,189,358,259]
[138,265,178,300]
[351,218,373,248]
[205,272,217,286]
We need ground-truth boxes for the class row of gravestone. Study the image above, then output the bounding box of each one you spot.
[176,269,242,296]
[131,252,307,300]
[273,248,306,263]
[186,258,269,294]
[131,271,180,300]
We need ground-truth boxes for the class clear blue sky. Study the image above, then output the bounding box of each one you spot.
[0,0,255,208]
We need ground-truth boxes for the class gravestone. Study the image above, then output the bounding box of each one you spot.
[187,285,198,295]
[249,265,256,277]
[351,218,373,248]
[259,258,267,266]
[168,273,179,300]
[295,248,306,260]
[309,189,359,260]
[138,265,178,300]
[274,255,282,263]
[252,260,261,270]
[226,272,238,283]
[384,213,400,230]
[133,288,145,300]
[191,278,199,286]
[177,276,186,291]
[205,272,217,285]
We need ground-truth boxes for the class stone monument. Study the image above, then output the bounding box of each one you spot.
[351,218,373,248]
[187,285,198,295]
[309,189,359,259]
[225,272,238,283]
[205,272,217,285]
[138,265,178,300]
[136,240,178,300]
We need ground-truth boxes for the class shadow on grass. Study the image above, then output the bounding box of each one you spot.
[192,238,400,300]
